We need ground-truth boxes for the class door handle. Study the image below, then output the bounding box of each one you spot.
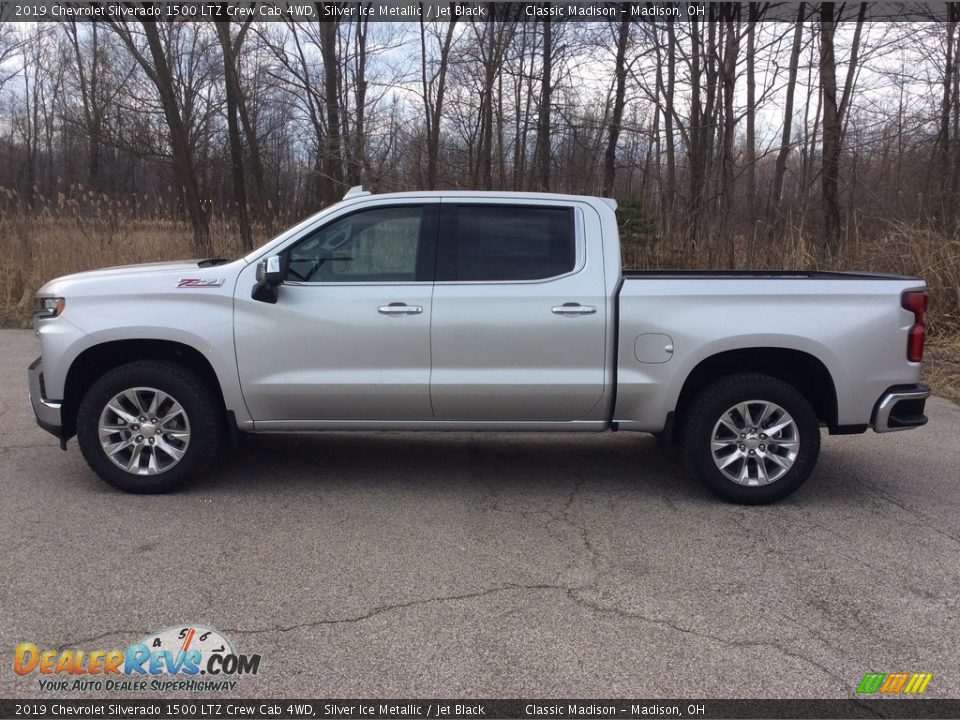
[378,303,423,315]
[552,303,597,316]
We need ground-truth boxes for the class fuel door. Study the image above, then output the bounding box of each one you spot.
[635,333,675,364]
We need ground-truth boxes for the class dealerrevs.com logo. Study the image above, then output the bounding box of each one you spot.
[14,625,261,692]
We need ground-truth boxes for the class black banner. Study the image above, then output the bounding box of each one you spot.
[4,699,960,720]
[1,1,959,24]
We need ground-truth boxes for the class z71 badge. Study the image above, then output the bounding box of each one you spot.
[177,278,225,288]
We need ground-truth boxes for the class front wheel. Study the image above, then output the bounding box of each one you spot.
[682,373,821,504]
[77,361,222,493]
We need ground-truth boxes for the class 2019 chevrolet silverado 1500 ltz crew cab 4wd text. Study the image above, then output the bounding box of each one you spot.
[28,188,930,503]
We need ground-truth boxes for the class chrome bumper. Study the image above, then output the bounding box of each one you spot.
[28,356,64,438]
[872,384,930,433]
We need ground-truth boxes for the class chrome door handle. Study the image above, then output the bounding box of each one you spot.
[552,303,597,316]
[378,303,423,315]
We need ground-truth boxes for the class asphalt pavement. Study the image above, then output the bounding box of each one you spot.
[1,329,958,699]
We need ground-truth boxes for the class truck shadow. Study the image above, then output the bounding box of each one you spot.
[198,430,706,501]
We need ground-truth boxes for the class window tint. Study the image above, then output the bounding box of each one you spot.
[285,206,425,283]
[448,205,575,281]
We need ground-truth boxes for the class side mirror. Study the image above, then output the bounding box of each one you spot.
[252,255,283,303]
[257,255,284,284]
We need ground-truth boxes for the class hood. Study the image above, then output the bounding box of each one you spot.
[37,259,241,297]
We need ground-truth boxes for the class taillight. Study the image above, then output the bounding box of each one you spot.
[901,290,927,362]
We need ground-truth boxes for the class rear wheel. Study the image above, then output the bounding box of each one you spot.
[77,361,222,493]
[682,373,820,504]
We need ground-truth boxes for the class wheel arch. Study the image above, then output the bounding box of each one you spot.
[61,339,227,442]
[667,348,838,443]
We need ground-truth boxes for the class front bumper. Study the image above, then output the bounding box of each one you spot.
[28,356,65,443]
[872,384,930,432]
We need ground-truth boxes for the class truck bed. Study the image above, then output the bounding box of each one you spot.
[622,269,920,280]
[613,272,925,433]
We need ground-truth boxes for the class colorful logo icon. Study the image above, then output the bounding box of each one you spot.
[856,672,933,695]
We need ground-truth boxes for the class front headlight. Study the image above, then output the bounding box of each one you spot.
[35,296,65,319]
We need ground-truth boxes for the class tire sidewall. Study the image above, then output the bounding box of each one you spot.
[77,361,219,493]
[683,374,821,504]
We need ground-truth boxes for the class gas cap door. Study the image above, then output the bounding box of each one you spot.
[635,333,675,364]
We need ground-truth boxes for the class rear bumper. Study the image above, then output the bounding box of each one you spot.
[28,356,64,440]
[872,384,930,433]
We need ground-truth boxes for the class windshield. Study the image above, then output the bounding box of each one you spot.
[243,201,347,264]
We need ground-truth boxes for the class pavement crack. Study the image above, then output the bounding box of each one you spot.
[542,471,607,587]
[51,585,574,650]
[57,630,143,651]
[221,583,571,636]
[848,475,960,546]
[565,589,848,688]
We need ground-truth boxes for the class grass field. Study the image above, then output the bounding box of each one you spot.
[2,193,958,401]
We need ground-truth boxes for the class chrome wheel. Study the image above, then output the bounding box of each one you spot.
[98,387,191,476]
[710,400,799,486]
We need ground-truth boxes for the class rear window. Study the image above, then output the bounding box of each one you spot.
[445,205,575,282]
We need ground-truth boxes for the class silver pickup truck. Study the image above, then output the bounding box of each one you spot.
[29,188,930,503]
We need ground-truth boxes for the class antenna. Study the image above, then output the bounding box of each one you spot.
[343,186,371,200]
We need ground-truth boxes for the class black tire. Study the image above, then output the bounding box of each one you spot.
[77,360,222,493]
[681,373,821,504]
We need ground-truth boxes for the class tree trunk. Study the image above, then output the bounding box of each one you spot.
[66,21,104,190]
[350,15,369,187]
[318,17,344,204]
[132,22,211,255]
[951,28,960,225]
[420,13,457,190]
[665,18,676,214]
[215,21,252,251]
[720,6,740,264]
[820,4,842,255]
[745,4,758,225]
[772,3,805,213]
[479,11,497,190]
[689,17,704,214]
[535,14,552,192]
[940,14,956,226]
[602,8,630,197]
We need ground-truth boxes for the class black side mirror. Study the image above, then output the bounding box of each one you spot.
[252,255,283,303]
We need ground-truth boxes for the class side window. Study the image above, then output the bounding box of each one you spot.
[445,205,576,282]
[285,206,427,283]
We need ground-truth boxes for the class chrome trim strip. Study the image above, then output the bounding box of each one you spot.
[873,387,930,432]
[28,358,63,429]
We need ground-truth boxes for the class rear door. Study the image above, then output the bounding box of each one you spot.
[429,201,608,422]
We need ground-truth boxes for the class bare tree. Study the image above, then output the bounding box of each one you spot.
[664,19,677,214]
[719,6,741,243]
[772,3,806,213]
[534,13,552,191]
[602,7,630,197]
[744,3,763,223]
[0,23,25,94]
[106,20,212,254]
[216,20,253,250]
[819,2,867,254]
[470,6,516,189]
[346,12,369,186]
[317,11,345,203]
[419,8,458,189]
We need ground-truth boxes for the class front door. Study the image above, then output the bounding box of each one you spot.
[234,203,438,423]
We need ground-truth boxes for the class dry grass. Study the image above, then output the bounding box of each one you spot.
[620,215,960,335]
[925,334,960,405]
[2,187,958,401]
[0,187,255,327]
[620,215,960,402]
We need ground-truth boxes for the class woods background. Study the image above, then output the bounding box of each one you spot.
[0,2,958,391]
